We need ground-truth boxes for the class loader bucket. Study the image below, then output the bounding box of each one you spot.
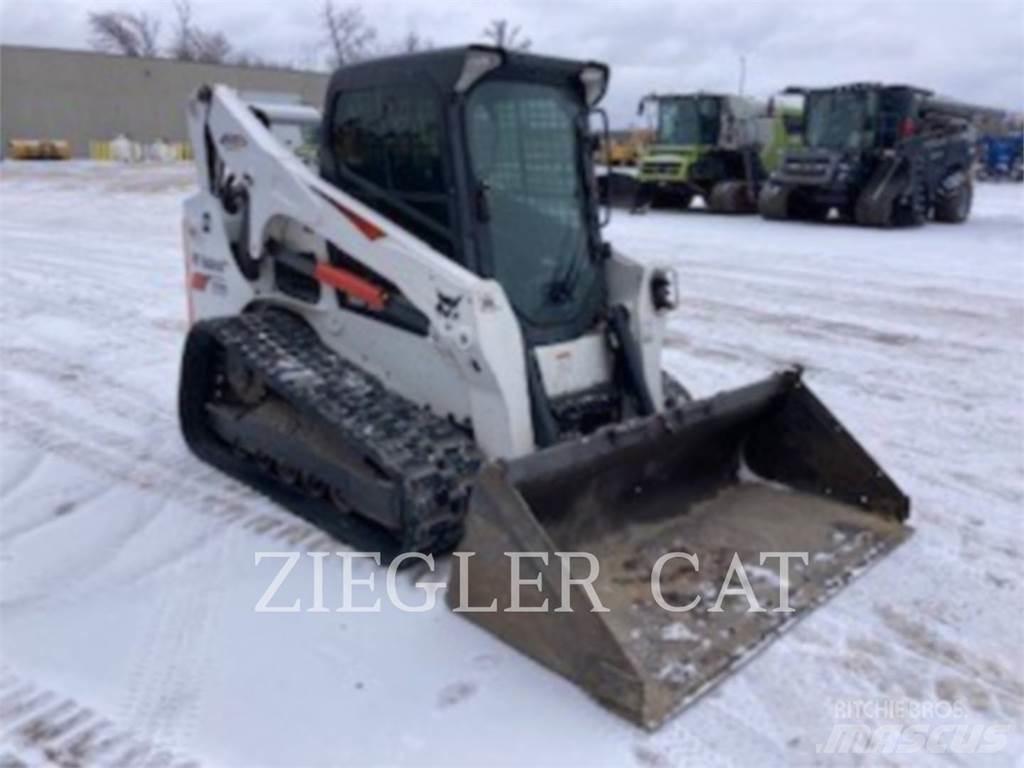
[448,369,910,729]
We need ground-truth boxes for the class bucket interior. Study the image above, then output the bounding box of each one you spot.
[500,375,910,726]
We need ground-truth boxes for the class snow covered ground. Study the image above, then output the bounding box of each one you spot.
[1,161,1022,767]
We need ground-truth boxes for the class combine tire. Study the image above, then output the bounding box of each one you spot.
[630,182,655,213]
[758,183,789,220]
[791,198,831,222]
[855,198,891,227]
[707,181,756,214]
[855,156,917,228]
[600,171,642,209]
[650,186,693,211]
[934,174,972,223]
[894,178,928,228]
[854,184,896,227]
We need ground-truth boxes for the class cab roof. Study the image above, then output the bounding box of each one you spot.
[783,83,934,97]
[645,91,734,100]
[325,45,609,103]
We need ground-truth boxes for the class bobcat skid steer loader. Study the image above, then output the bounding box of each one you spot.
[179,46,910,728]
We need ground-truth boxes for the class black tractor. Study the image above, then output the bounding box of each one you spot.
[759,83,976,227]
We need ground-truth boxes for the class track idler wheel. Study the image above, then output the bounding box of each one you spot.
[302,474,327,498]
[329,487,353,514]
[256,454,276,474]
[224,348,266,405]
[275,462,301,486]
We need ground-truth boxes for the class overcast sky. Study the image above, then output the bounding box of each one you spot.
[2,0,1022,125]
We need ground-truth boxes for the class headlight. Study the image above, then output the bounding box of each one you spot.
[579,63,609,106]
[455,47,504,93]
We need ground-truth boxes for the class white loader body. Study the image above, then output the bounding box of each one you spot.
[182,85,671,460]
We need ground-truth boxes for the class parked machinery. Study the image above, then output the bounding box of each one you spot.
[599,128,651,167]
[628,92,800,213]
[759,83,984,227]
[6,139,72,160]
[178,47,909,728]
[976,133,1024,182]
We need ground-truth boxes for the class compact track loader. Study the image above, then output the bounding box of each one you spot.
[179,46,910,728]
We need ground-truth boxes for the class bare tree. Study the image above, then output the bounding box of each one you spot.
[170,0,232,64]
[192,30,231,63]
[232,51,275,69]
[169,0,194,60]
[398,29,432,53]
[379,29,433,55]
[481,19,531,51]
[322,1,377,67]
[88,11,161,57]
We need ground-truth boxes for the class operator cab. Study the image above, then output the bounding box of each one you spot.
[644,94,723,147]
[321,45,610,346]
[796,83,931,152]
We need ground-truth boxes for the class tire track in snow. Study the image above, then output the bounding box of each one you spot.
[0,269,184,356]
[119,528,232,755]
[3,347,172,428]
[0,382,336,554]
[0,670,200,767]
[0,343,348,553]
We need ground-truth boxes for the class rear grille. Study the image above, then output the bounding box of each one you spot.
[783,157,831,179]
[642,162,681,176]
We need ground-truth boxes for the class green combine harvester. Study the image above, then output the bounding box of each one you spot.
[627,92,801,213]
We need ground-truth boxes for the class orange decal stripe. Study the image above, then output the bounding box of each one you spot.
[314,188,386,241]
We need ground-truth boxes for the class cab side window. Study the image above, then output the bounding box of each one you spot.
[878,90,913,147]
[332,89,388,187]
[331,86,453,257]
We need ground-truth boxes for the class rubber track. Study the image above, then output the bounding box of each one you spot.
[182,309,482,557]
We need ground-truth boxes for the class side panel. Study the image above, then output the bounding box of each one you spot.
[182,192,254,323]
[605,250,671,409]
[534,333,613,399]
[304,305,472,426]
